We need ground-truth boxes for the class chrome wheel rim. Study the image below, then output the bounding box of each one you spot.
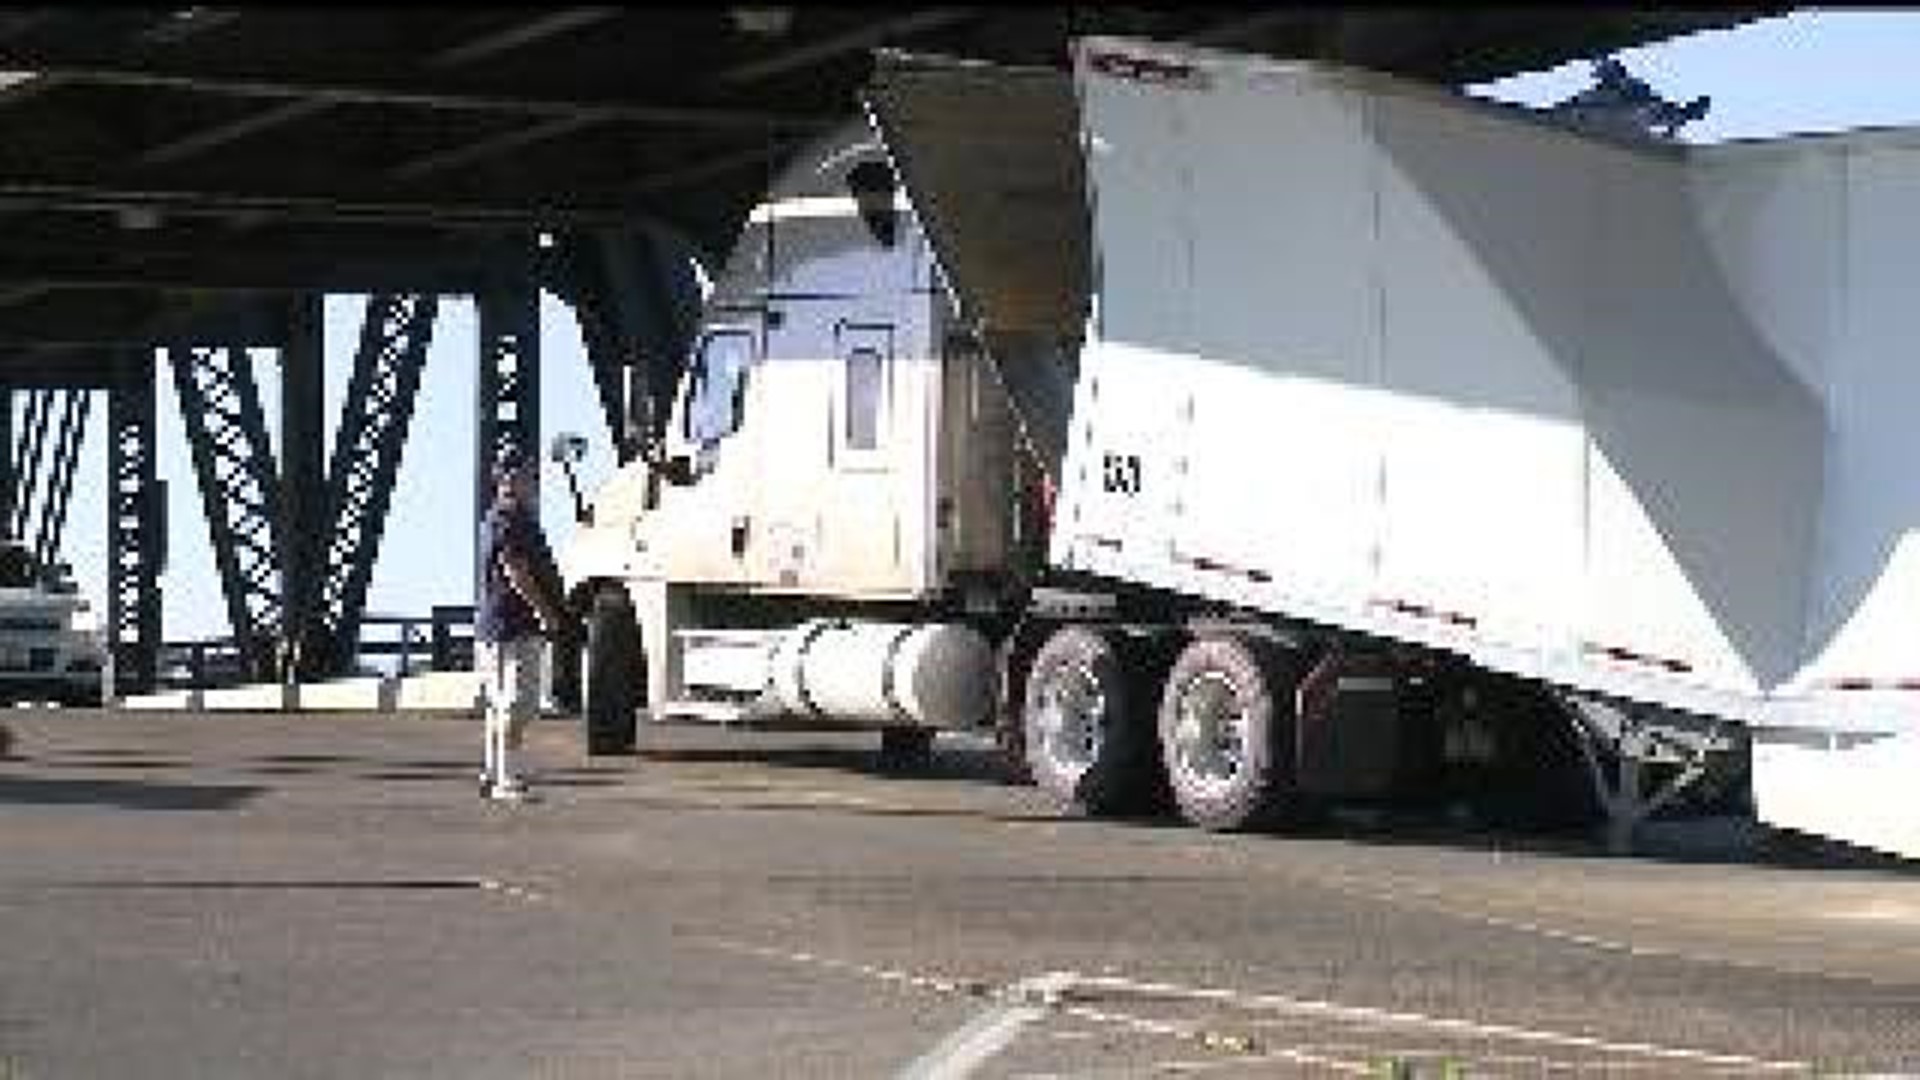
[1172,670,1247,791]
[1038,660,1106,771]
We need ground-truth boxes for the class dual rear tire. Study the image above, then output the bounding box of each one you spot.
[1022,625,1307,831]
[1157,634,1308,831]
[1020,625,1168,817]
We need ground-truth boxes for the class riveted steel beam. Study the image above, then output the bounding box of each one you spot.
[107,348,161,695]
[475,271,539,589]
[278,294,324,678]
[26,63,835,132]
[314,293,437,674]
[10,387,52,543]
[170,344,281,679]
[30,387,87,571]
[424,8,622,70]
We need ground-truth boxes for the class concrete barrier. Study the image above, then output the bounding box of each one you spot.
[118,688,204,711]
[395,671,485,715]
[295,676,393,712]
[201,683,297,711]
[113,670,526,720]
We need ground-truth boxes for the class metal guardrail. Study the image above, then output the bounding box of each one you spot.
[158,605,475,690]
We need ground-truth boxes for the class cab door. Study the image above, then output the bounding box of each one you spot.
[648,323,762,585]
[813,319,918,592]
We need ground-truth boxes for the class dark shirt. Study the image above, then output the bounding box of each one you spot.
[476,499,558,643]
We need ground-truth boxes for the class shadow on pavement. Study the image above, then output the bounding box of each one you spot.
[638,743,1020,787]
[1240,811,1920,878]
[0,775,264,811]
[250,753,365,766]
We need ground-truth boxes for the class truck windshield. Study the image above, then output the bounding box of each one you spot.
[686,329,755,449]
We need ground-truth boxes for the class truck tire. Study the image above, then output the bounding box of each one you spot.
[1158,634,1305,831]
[1022,625,1161,817]
[583,585,644,756]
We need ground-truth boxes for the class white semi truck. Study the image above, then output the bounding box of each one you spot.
[558,36,1920,859]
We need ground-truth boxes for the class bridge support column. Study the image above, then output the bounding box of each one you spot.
[108,349,161,697]
[475,268,541,597]
[280,295,326,679]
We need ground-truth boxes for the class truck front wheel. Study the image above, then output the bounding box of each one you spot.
[583,585,645,756]
[1022,625,1162,817]
[1158,635,1306,831]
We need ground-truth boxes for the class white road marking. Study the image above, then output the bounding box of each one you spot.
[703,938,987,998]
[1053,1002,1369,1075]
[475,877,546,903]
[701,938,1809,1077]
[896,972,1074,1080]
[1066,973,1808,1072]
[1826,900,1920,925]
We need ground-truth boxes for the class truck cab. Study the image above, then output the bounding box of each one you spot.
[559,124,1034,743]
[0,538,107,706]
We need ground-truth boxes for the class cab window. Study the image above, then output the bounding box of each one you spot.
[684,329,755,448]
[844,345,884,451]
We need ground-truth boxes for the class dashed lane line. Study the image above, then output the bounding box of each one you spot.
[698,938,1810,1078]
[1064,973,1808,1073]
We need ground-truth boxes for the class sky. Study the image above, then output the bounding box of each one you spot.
[26,9,1920,647]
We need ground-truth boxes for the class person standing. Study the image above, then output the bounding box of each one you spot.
[476,447,565,802]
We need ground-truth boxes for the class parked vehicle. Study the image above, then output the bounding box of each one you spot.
[0,538,106,706]
[559,37,1920,859]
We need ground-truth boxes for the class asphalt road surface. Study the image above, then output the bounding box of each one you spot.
[2,708,1918,1078]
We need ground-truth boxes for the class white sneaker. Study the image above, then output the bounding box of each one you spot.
[489,776,537,803]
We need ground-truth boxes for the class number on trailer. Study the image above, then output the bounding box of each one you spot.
[1101,452,1143,496]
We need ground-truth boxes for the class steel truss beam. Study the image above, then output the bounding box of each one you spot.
[170,345,282,679]
[424,9,622,70]
[31,387,88,571]
[108,351,161,695]
[11,388,52,542]
[314,293,437,674]
[0,384,10,529]
[0,294,287,351]
[7,385,87,559]
[22,62,833,132]
[714,8,976,86]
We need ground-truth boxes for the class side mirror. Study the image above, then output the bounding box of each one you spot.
[550,432,588,465]
[549,431,593,525]
[659,455,695,487]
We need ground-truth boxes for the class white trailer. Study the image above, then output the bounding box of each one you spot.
[559,36,1920,859]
